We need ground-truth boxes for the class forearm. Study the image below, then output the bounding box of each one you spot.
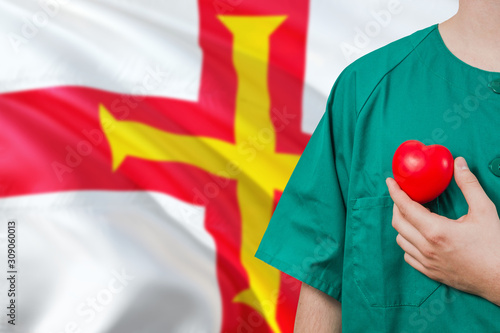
[294,282,342,332]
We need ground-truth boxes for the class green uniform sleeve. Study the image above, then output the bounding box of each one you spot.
[255,69,356,302]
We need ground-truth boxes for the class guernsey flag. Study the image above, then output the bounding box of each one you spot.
[0,1,455,332]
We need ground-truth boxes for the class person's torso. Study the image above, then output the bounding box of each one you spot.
[341,23,500,333]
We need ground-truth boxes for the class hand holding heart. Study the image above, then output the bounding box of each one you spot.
[386,156,500,306]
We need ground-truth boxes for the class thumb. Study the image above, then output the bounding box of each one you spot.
[454,156,491,212]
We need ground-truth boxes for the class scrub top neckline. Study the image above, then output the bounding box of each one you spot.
[434,23,500,77]
[415,23,500,98]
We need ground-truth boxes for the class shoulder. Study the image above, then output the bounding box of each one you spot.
[329,24,438,116]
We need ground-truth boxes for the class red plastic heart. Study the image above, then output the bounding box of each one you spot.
[392,140,454,204]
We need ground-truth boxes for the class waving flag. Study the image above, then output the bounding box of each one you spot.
[0,1,456,332]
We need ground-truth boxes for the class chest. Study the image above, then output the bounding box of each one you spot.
[349,80,500,219]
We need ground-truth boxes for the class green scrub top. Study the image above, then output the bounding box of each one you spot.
[255,23,500,332]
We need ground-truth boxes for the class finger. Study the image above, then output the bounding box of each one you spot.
[386,177,435,231]
[454,156,492,212]
[392,204,430,251]
[403,252,429,277]
[396,233,427,265]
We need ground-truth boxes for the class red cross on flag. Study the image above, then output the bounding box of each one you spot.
[0,0,456,332]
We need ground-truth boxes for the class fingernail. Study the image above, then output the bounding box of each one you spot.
[456,156,468,170]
